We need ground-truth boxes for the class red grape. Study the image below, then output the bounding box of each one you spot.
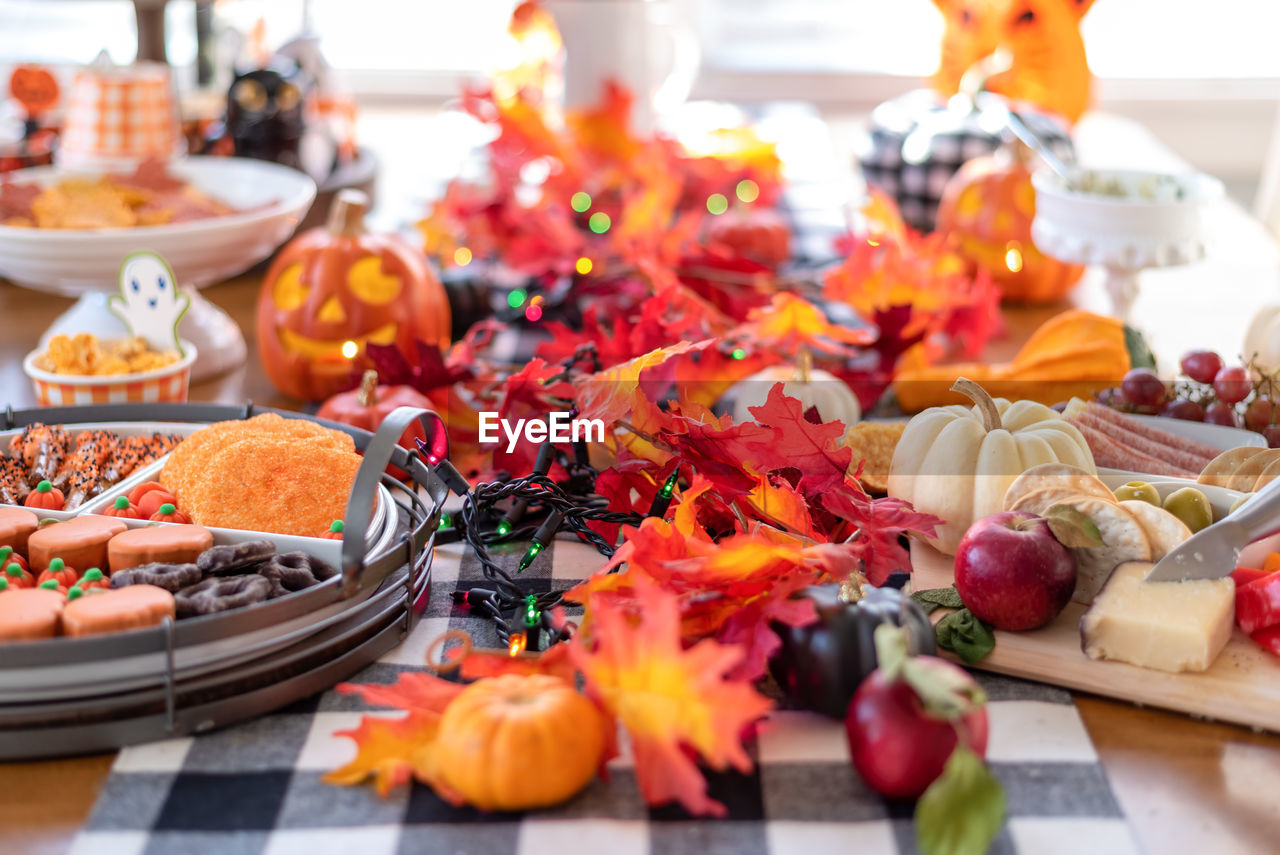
[1214,366,1253,404]
[1245,396,1280,432]
[1121,369,1166,407]
[1203,400,1240,427]
[1161,399,1204,421]
[1180,350,1224,384]
[1265,426,1280,448]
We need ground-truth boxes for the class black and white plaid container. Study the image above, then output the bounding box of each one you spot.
[857,89,1074,233]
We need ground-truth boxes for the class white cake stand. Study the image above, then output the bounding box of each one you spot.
[1031,169,1223,322]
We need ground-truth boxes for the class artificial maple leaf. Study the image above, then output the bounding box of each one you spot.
[660,405,773,498]
[451,640,578,683]
[324,711,447,798]
[743,470,817,537]
[574,339,709,429]
[733,292,873,357]
[745,385,853,496]
[571,580,773,817]
[820,489,944,585]
[336,671,465,713]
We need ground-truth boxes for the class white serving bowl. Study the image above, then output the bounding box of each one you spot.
[0,156,315,295]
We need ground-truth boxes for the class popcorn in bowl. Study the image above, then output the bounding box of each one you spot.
[23,334,197,406]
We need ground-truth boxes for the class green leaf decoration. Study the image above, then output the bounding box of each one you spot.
[936,609,995,665]
[912,585,965,615]
[1124,325,1157,371]
[1042,504,1104,549]
[916,745,1006,855]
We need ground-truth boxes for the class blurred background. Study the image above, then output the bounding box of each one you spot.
[3,0,1278,227]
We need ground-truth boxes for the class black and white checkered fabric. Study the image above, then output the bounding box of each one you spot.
[72,537,1139,855]
[857,89,1074,233]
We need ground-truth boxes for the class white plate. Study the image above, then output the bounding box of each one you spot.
[1096,413,1266,484]
[0,157,315,295]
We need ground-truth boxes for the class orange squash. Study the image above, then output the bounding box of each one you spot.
[433,674,607,811]
[937,143,1083,303]
[257,190,451,402]
[893,310,1130,412]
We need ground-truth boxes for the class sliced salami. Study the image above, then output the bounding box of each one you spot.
[1073,411,1212,474]
[1070,421,1198,478]
[1084,402,1221,460]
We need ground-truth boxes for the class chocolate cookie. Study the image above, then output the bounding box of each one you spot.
[176,574,272,617]
[110,562,202,593]
[259,551,338,595]
[196,540,276,577]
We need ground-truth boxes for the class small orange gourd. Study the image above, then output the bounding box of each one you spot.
[433,674,607,811]
[893,310,1131,412]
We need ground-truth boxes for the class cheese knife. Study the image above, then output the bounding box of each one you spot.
[1145,475,1280,582]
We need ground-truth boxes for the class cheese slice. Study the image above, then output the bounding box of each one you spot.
[1080,561,1234,673]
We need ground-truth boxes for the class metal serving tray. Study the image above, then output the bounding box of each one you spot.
[0,403,450,759]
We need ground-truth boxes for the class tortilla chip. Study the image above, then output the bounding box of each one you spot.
[843,421,906,493]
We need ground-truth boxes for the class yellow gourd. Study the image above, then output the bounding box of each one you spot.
[892,310,1130,413]
[887,377,1095,555]
[434,674,607,811]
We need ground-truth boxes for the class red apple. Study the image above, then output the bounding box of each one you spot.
[954,511,1077,631]
[845,657,988,799]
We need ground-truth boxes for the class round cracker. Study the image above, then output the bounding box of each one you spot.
[162,414,355,500]
[1253,455,1280,491]
[1198,446,1268,488]
[1225,448,1280,493]
[184,437,361,537]
[1117,499,1191,560]
[1062,495,1152,604]
[1003,463,1114,512]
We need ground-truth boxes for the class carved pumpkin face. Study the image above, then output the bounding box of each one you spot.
[931,0,1096,123]
[9,65,59,116]
[257,191,450,401]
[936,147,1083,303]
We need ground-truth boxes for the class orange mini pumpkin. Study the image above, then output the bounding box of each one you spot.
[257,190,452,402]
[149,503,191,524]
[320,520,344,540]
[103,496,142,519]
[37,558,78,589]
[0,547,26,574]
[4,561,34,589]
[433,674,607,811]
[9,65,60,116]
[936,143,1083,303]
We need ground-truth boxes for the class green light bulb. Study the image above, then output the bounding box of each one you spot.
[588,212,611,234]
[440,512,452,530]
[706,193,729,215]
[731,347,746,360]
[570,191,592,212]
[519,541,543,572]
[660,472,679,498]
[507,288,527,309]
[496,519,513,538]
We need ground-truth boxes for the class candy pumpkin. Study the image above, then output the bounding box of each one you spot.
[937,142,1083,303]
[434,674,607,811]
[136,489,178,519]
[24,480,64,511]
[78,568,109,591]
[0,547,26,573]
[9,65,60,116]
[257,190,451,401]
[770,583,936,719]
[103,496,142,519]
[888,377,1094,554]
[321,520,344,539]
[149,504,191,524]
[37,558,78,589]
[316,369,434,468]
[4,562,34,589]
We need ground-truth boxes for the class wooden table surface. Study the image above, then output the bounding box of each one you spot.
[2,113,1280,854]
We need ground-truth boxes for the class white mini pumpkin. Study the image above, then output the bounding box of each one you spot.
[887,378,1096,555]
[1244,303,1280,374]
[730,364,861,428]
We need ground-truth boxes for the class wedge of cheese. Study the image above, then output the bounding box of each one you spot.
[1080,561,1234,673]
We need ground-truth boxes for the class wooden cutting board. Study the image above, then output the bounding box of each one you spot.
[912,541,1280,733]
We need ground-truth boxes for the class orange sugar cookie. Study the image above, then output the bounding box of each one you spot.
[0,588,65,640]
[61,585,175,637]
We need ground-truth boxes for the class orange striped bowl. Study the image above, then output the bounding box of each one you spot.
[22,341,197,407]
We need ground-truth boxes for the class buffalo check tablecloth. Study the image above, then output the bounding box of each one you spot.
[70,537,1141,855]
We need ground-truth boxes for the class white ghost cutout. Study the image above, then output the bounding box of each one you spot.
[108,251,190,353]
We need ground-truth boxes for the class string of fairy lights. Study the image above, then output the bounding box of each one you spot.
[423,436,680,655]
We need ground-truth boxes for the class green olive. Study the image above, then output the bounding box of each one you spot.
[1114,480,1160,506]
[1229,494,1251,515]
[1163,487,1213,533]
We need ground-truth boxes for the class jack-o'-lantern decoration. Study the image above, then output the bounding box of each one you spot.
[257,190,450,401]
[936,141,1083,303]
[931,0,1097,125]
[9,65,59,117]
